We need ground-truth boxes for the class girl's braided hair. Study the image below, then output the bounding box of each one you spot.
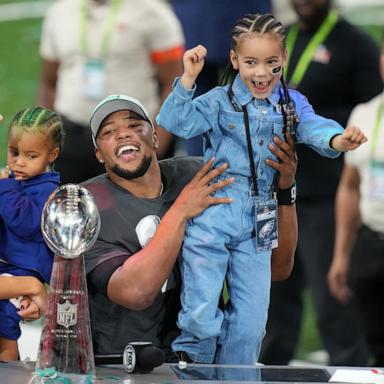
[221,13,285,85]
[221,13,298,135]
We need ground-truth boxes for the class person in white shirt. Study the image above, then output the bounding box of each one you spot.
[328,36,384,367]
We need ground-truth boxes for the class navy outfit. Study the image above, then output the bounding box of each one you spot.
[0,172,59,339]
[157,74,343,364]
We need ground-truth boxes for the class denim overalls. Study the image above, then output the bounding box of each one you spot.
[157,74,343,364]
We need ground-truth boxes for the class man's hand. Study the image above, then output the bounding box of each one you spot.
[331,126,367,152]
[266,133,297,189]
[173,158,234,220]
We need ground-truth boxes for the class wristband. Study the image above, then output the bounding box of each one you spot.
[277,182,296,205]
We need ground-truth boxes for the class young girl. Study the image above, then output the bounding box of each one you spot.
[157,13,367,365]
[0,107,63,361]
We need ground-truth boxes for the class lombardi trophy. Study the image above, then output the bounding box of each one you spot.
[35,184,100,383]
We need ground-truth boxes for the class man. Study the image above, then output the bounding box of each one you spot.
[38,0,184,184]
[83,94,298,360]
[260,0,382,366]
[328,36,384,366]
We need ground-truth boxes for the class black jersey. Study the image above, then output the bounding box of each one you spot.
[82,156,202,357]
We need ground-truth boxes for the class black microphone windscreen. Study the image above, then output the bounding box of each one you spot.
[137,346,165,371]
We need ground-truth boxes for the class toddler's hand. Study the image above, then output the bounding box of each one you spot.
[17,297,42,321]
[0,165,11,179]
[332,125,367,152]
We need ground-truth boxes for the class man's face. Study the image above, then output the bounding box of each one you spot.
[291,0,331,25]
[95,110,158,180]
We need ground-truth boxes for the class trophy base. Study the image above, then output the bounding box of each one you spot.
[35,256,95,380]
[33,367,94,383]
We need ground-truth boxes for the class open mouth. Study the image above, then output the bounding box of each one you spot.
[252,80,271,92]
[116,144,139,161]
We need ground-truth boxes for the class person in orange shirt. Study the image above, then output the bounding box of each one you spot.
[38,0,185,184]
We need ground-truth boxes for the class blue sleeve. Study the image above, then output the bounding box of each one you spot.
[156,77,217,139]
[292,91,343,159]
[0,179,55,241]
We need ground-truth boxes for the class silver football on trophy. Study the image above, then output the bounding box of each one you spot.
[41,184,101,259]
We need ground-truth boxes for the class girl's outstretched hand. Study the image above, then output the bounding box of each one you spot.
[331,125,368,152]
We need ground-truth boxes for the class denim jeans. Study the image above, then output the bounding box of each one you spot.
[172,175,272,364]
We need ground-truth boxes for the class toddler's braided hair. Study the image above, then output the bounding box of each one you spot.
[9,107,64,150]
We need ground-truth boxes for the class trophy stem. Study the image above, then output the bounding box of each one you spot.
[35,254,95,382]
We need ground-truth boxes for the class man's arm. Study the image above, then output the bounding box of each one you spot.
[266,133,298,281]
[37,58,59,109]
[271,204,298,281]
[107,160,233,310]
[328,164,361,303]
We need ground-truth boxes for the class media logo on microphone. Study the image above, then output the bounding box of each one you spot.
[123,344,136,373]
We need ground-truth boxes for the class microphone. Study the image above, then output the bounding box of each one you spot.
[94,342,165,374]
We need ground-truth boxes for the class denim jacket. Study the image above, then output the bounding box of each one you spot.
[157,74,343,190]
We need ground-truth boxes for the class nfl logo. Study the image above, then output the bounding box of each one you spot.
[57,300,78,328]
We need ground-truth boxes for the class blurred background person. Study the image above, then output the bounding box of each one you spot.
[38,0,184,184]
[260,0,382,366]
[328,35,384,367]
[170,0,272,156]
